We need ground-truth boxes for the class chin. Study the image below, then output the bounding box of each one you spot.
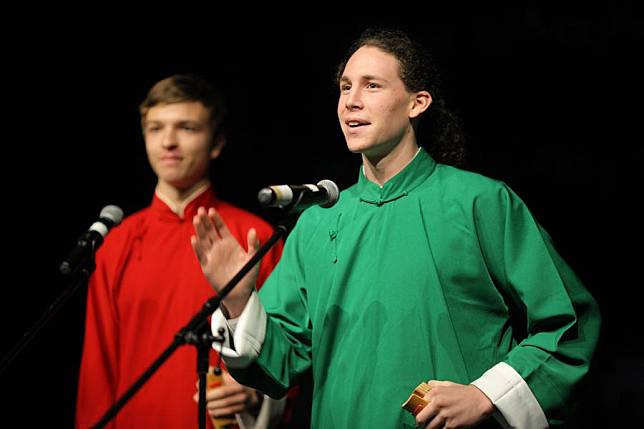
[161,174,190,187]
[345,137,374,154]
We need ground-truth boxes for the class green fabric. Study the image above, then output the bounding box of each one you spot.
[238,149,600,428]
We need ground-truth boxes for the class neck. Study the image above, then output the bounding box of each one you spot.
[362,136,420,187]
[156,179,210,208]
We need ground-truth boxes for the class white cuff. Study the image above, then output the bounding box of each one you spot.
[211,291,268,368]
[471,362,549,429]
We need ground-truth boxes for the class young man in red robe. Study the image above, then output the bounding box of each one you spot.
[76,74,285,428]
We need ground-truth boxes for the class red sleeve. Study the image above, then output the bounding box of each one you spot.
[75,243,120,429]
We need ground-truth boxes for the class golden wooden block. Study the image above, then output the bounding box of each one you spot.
[401,382,431,416]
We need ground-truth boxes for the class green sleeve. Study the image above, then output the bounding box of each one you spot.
[229,213,315,398]
[474,184,601,423]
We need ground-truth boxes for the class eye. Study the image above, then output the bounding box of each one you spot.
[340,83,351,92]
[366,82,380,89]
[180,123,201,132]
[146,125,161,133]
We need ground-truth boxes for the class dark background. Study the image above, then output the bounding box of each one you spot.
[1,6,642,427]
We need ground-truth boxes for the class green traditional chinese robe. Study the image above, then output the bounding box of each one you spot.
[221,149,600,428]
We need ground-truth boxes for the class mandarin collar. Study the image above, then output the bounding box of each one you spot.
[151,183,219,220]
[357,148,436,206]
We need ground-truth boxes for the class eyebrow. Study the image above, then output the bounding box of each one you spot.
[340,74,386,83]
[144,119,202,124]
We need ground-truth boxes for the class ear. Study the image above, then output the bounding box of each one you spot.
[409,90,432,119]
[210,134,226,160]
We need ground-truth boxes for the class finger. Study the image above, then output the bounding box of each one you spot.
[426,380,453,390]
[205,384,244,401]
[208,207,230,239]
[206,393,247,411]
[246,228,259,254]
[193,207,215,244]
[192,391,212,404]
[201,207,220,239]
[191,235,206,265]
[209,403,245,417]
[193,388,215,404]
[415,400,438,426]
[425,414,447,429]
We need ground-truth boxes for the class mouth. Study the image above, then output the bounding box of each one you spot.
[345,120,371,129]
[160,156,182,163]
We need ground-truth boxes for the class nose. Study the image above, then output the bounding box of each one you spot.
[161,128,179,149]
[344,87,363,110]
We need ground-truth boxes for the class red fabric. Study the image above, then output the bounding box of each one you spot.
[75,189,283,428]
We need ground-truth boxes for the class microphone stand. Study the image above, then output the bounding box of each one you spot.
[0,261,96,375]
[92,219,293,429]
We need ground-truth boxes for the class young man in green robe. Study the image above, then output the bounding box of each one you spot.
[191,29,601,428]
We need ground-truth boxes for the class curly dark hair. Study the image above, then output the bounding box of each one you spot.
[336,28,466,166]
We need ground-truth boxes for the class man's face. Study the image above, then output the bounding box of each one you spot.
[143,101,218,191]
[337,46,416,159]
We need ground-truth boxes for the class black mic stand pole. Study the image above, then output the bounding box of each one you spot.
[92,219,294,429]
[0,261,96,375]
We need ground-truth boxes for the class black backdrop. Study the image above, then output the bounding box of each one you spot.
[2,6,642,427]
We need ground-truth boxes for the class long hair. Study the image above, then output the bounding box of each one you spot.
[336,28,466,166]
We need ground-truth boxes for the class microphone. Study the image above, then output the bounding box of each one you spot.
[258,180,339,213]
[59,205,124,275]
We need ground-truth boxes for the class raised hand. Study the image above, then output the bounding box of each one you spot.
[191,207,260,317]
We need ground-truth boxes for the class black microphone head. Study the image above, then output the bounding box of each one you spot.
[59,205,124,275]
[99,205,124,227]
[317,180,339,208]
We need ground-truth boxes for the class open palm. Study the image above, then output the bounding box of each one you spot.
[191,207,260,314]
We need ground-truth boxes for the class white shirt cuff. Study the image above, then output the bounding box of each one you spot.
[471,362,549,429]
[211,291,268,368]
